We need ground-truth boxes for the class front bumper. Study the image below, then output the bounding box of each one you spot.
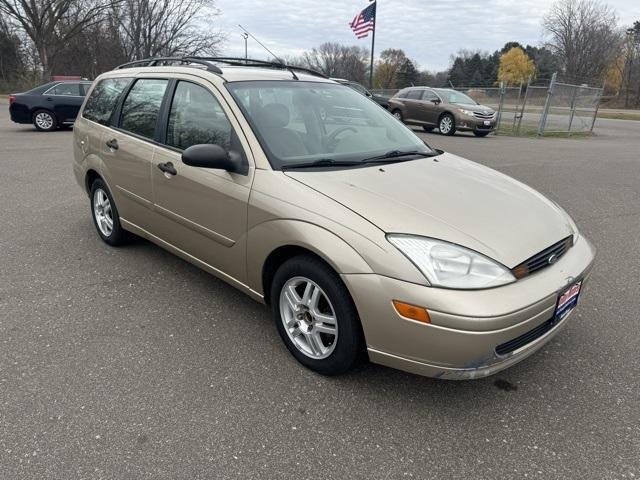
[342,235,595,380]
[455,114,496,132]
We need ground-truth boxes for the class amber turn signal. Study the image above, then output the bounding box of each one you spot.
[392,300,431,323]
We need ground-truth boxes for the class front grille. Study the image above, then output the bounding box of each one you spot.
[473,112,494,119]
[511,236,573,279]
[495,316,556,356]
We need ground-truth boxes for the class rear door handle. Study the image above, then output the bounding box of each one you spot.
[105,138,118,150]
[158,162,177,176]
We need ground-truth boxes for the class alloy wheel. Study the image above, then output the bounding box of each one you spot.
[439,116,453,134]
[35,112,54,130]
[93,188,114,237]
[279,276,338,359]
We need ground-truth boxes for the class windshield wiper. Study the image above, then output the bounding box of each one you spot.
[360,149,440,164]
[281,158,364,170]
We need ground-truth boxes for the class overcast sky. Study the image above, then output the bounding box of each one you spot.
[214,0,638,71]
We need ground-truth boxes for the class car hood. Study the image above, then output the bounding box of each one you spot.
[284,153,574,267]
[455,103,494,114]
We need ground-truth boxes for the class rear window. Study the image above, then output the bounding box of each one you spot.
[83,78,131,125]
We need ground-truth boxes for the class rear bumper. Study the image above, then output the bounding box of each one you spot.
[9,104,31,124]
[342,235,595,379]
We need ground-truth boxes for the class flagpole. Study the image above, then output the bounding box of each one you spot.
[369,0,376,89]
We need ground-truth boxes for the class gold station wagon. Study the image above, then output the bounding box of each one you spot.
[73,57,595,379]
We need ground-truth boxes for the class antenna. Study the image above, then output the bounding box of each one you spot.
[238,25,282,63]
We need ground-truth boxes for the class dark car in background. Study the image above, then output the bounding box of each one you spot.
[9,80,92,131]
[388,87,496,137]
[331,78,390,109]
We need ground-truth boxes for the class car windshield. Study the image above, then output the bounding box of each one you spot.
[226,81,434,169]
[434,89,478,105]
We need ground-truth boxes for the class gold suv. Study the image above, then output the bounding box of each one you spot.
[73,57,595,379]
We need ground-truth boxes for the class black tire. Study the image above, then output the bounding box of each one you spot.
[270,255,365,376]
[438,113,456,136]
[32,109,57,132]
[90,178,132,246]
[473,131,490,137]
[391,109,404,122]
[422,126,434,132]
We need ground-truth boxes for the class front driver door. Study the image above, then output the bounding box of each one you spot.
[419,90,442,126]
[151,78,254,285]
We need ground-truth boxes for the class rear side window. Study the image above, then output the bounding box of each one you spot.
[120,79,168,139]
[166,81,232,151]
[83,78,131,125]
[406,90,424,100]
[49,83,80,96]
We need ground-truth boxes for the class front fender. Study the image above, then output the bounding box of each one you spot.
[246,219,374,294]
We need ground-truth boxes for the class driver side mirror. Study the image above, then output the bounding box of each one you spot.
[182,144,248,175]
[431,99,441,105]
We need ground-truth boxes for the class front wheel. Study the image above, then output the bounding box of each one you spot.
[271,255,365,375]
[438,113,456,136]
[473,131,490,137]
[32,110,57,131]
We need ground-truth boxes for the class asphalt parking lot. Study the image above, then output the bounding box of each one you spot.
[1,103,639,479]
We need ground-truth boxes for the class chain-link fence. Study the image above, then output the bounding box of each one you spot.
[372,74,605,136]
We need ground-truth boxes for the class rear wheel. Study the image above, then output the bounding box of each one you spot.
[392,109,403,122]
[271,255,365,375]
[438,113,456,136]
[90,178,132,246]
[473,130,490,137]
[32,110,57,132]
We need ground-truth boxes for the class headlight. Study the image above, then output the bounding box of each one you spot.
[387,235,516,289]
[458,108,475,116]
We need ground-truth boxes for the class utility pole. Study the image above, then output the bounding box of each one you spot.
[241,32,248,60]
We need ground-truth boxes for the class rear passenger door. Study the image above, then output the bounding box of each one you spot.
[150,78,254,284]
[102,77,169,231]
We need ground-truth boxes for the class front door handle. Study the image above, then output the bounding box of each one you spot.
[105,138,119,150]
[158,162,177,176]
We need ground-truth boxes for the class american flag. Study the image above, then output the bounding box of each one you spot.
[350,1,376,39]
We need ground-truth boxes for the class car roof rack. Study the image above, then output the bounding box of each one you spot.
[195,57,328,79]
[115,56,328,80]
[115,57,224,74]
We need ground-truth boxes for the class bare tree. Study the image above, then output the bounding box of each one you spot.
[543,0,621,82]
[114,0,223,60]
[0,0,119,78]
[301,42,369,83]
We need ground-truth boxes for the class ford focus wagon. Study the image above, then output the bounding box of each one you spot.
[73,57,595,379]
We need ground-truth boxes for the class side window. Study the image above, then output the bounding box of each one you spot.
[396,90,408,99]
[120,78,168,139]
[52,83,80,96]
[80,84,91,97]
[166,81,232,151]
[83,78,131,125]
[406,90,423,100]
[423,90,439,102]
